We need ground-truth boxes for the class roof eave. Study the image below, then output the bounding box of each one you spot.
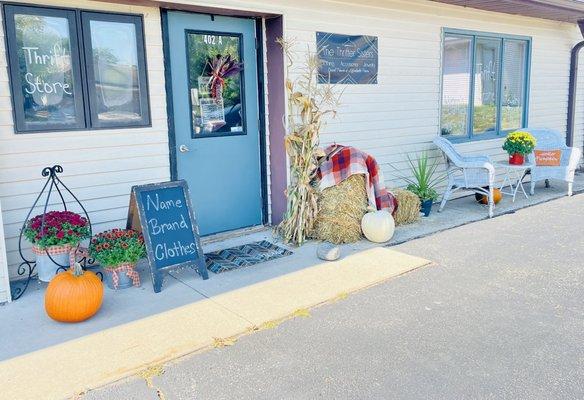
[429,0,584,24]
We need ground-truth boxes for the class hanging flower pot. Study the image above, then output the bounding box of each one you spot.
[89,229,145,290]
[32,245,72,282]
[23,211,90,282]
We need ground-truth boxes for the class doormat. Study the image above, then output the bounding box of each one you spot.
[205,240,293,274]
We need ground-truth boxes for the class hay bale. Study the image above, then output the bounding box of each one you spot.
[393,189,421,226]
[314,174,368,244]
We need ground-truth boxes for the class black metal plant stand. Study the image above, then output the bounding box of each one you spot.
[10,165,97,301]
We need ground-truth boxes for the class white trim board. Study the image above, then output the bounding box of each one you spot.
[0,202,12,303]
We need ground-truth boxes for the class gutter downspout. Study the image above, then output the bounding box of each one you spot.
[566,20,584,148]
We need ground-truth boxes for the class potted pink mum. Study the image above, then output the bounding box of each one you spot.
[23,211,90,282]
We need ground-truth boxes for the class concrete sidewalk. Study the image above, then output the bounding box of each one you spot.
[0,246,430,400]
[5,176,580,362]
[85,193,584,400]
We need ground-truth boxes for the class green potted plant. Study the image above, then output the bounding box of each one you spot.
[393,153,442,217]
[89,229,145,290]
[502,131,536,165]
[23,211,90,282]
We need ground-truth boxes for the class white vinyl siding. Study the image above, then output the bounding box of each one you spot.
[1,0,583,279]
[158,0,583,186]
[0,1,169,279]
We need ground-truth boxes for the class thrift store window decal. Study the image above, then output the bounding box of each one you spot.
[186,32,245,137]
[3,5,150,133]
[7,7,85,131]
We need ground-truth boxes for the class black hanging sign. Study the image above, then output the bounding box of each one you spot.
[316,32,378,84]
[127,180,208,292]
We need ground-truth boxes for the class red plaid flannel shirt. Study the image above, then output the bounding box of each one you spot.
[317,145,398,215]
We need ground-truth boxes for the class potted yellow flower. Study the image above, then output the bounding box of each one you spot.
[502,131,536,165]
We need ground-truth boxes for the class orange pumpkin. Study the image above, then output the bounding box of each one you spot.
[475,188,503,205]
[45,263,104,323]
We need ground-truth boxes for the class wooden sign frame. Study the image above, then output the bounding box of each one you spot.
[127,180,208,292]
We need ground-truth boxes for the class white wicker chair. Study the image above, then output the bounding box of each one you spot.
[523,128,582,196]
[433,136,496,217]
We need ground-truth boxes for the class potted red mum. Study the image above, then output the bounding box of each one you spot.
[23,211,90,282]
[89,229,145,290]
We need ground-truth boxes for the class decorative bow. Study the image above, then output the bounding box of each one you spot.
[69,246,88,267]
[207,54,243,100]
[110,263,140,289]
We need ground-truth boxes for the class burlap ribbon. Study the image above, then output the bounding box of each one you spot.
[108,263,140,289]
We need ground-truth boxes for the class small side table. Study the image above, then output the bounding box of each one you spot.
[495,161,534,202]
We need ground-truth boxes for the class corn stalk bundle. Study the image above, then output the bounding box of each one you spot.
[275,38,341,246]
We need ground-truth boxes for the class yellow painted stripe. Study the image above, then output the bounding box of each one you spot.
[0,247,431,400]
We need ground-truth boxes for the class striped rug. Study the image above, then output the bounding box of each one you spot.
[205,240,293,273]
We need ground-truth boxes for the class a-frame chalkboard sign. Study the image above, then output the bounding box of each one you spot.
[127,180,208,292]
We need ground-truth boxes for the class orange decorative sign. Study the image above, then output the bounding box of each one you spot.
[534,150,561,166]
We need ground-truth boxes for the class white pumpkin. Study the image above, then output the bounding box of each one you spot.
[361,207,395,243]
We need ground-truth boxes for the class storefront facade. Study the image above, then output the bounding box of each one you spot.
[1,0,583,297]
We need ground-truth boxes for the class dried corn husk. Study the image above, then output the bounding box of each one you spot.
[275,38,341,246]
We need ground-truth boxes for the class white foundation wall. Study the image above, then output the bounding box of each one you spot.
[0,1,169,279]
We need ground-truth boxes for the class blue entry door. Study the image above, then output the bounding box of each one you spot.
[166,12,263,236]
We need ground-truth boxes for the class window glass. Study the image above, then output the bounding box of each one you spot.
[12,11,83,130]
[472,38,501,135]
[441,35,472,137]
[89,19,143,124]
[440,31,530,141]
[4,5,150,133]
[501,40,527,131]
[186,32,245,136]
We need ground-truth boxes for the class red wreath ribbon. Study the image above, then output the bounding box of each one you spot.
[209,71,225,100]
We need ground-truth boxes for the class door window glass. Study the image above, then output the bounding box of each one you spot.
[186,32,245,137]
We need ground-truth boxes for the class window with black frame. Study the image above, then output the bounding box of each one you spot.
[3,4,150,133]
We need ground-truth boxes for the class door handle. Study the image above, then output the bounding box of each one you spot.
[179,144,190,153]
